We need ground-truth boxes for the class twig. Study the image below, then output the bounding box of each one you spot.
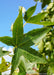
[23,22,27,27]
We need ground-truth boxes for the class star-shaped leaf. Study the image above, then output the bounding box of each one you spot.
[0,7,51,75]
[11,27,51,74]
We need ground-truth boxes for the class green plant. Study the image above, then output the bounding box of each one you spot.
[0,1,54,75]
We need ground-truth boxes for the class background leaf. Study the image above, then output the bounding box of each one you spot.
[24,4,37,21]
[25,12,54,26]
[25,12,46,22]
[48,64,54,74]
[42,0,51,8]
[34,0,51,8]
[0,47,10,57]
[0,57,10,72]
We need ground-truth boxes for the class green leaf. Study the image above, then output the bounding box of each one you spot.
[34,0,51,8]
[18,48,47,63]
[18,56,26,72]
[42,0,51,8]
[20,47,42,57]
[26,12,54,26]
[25,12,46,22]
[19,27,51,47]
[13,8,23,46]
[0,57,10,72]
[0,36,14,46]
[11,27,51,74]
[39,64,48,73]
[19,36,34,47]
[48,64,54,74]
[11,47,47,74]
[0,47,10,57]
[11,48,20,74]
[18,56,37,75]
[24,4,37,21]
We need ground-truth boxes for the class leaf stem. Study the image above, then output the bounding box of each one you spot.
[23,22,27,27]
